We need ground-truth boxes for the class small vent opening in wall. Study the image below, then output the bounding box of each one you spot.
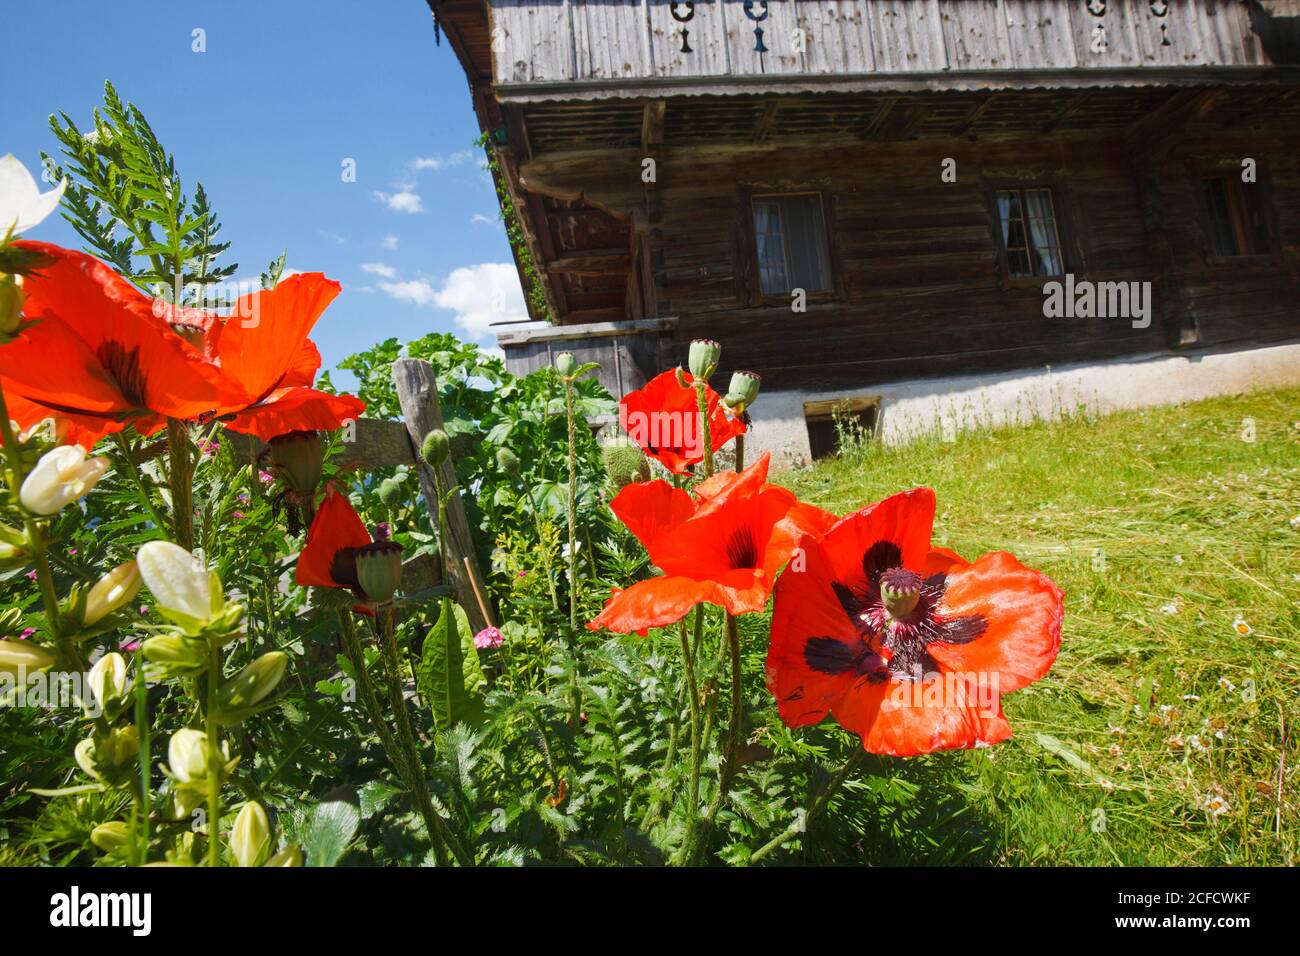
[803,396,880,461]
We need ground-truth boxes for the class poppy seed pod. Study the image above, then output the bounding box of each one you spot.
[230,801,271,868]
[377,477,402,510]
[355,536,404,605]
[0,638,55,676]
[421,428,450,468]
[879,568,923,620]
[268,430,323,497]
[554,351,578,377]
[19,444,110,515]
[724,370,762,413]
[496,446,520,475]
[687,339,721,382]
[83,560,142,627]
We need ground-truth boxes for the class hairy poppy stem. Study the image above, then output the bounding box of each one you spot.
[734,432,745,472]
[689,612,744,865]
[675,616,702,864]
[113,432,168,533]
[746,748,868,865]
[374,604,470,866]
[166,418,194,550]
[338,609,413,783]
[693,382,714,478]
[562,376,582,728]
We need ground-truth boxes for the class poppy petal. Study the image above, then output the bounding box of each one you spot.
[820,488,937,587]
[926,550,1063,693]
[608,479,695,553]
[281,338,323,388]
[766,536,863,726]
[212,273,341,404]
[297,488,372,588]
[832,673,1013,756]
[587,577,722,636]
[225,387,365,441]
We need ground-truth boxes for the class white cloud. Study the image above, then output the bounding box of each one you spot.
[381,234,399,250]
[372,189,423,214]
[317,229,346,245]
[471,213,496,226]
[377,278,438,307]
[374,262,527,341]
[361,262,398,279]
[411,151,473,173]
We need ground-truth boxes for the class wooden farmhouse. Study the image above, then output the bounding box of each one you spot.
[426,0,1300,461]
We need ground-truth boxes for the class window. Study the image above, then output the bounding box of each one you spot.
[994,187,1064,278]
[1201,176,1271,257]
[751,194,832,295]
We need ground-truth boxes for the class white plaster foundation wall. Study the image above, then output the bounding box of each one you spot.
[744,341,1300,466]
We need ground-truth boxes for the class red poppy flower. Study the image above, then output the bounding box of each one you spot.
[0,242,241,436]
[1,379,124,448]
[618,370,745,475]
[203,274,365,440]
[588,452,834,635]
[765,489,1063,756]
[296,486,399,606]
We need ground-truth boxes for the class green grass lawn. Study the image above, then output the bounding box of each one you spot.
[778,386,1300,865]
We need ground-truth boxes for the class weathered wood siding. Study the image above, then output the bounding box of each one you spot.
[640,125,1299,391]
[490,0,1270,88]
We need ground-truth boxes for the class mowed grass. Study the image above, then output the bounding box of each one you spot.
[778,386,1300,865]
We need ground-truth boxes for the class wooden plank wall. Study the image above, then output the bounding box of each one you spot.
[644,124,1299,391]
[490,0,1269,87]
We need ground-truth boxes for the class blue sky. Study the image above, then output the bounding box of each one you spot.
[0,0,523,390]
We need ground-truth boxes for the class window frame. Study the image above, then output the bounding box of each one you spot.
[737,186,842,306]
[986,182,1072,286]
[1193,163,1281,264]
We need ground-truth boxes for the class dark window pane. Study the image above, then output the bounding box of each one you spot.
[752,195,831,295]
[1201,179,1239,256]
[1007,250,1033,277]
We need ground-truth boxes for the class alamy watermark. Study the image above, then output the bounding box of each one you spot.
[1042,273,1151,329]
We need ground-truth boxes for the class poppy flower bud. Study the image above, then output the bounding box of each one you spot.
[136,541,236,636]
[601,438,650,488]
[554,351,577,377]
[879,568,922,620]
[19,444,110,515]
[83,560,142,627]
[217,651,288,718]
[90,821,129,853]
[0,638,54,675]
[687,339,721,382]
[0,273,23,339]
[268,430,323,498]
[229,802,271,868]
[167,728,212,784]
[496,446,520,475]
[140,633,208,676]
[377,478,402,510]
[355,534,403,605]
[724,370,761,413]
[421,428,450,468]
[88,651,129,713]
[265,845,303,867]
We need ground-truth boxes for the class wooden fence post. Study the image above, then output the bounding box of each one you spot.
[393,358,491,634]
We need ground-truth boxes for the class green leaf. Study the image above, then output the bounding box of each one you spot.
[416,598,485,731]
[299,800,361,867]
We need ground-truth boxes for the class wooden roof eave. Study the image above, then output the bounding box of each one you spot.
[492,65,1300,105]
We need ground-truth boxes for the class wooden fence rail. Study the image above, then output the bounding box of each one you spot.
[225,358,491,631]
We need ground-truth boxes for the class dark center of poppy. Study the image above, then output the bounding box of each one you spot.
[724,526,759,570]
[96,341,148,407]
[806,538,988,683]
